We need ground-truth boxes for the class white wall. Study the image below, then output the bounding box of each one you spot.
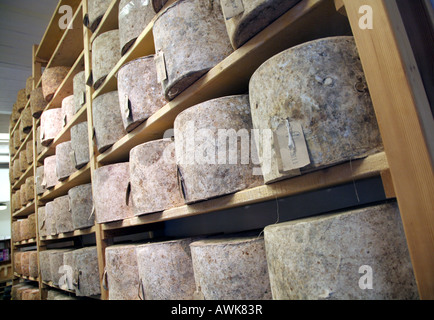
[0,169,10,238]
[0,168,10,202]
[0,202,11,238]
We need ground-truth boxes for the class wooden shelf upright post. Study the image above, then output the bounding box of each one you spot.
[343,0,434,299]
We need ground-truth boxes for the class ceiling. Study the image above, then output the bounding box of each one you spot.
[0,0,59,133]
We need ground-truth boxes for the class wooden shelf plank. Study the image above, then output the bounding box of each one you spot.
[12,201,35,219]
[42,280,75,294]
[45,3,84,69]
[35,0,82,63]
[91,20,154,99]
[11,129,33,164]
[10,116,21,138]
[10,100,31,137]
[96,0,351,164]
[46,51,85,110]
[39,163,91,202]
[41,280,100,299]
[40,226,95,242]
[37,103,88,164]
[34,50,85,135]
[14,273,39,283]
[89,0,120,44]
[12,164,33,191]
[102,152,388,232]
[13,238,37,247]
[91,0,177,99]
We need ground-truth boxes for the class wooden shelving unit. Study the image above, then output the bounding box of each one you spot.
[35,0,82,64]
[0,238,13,294]
[8,0,434,300]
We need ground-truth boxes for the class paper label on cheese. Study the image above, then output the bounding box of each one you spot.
[221,0,244,20]
[274,120,310,173]
[155,51,167,84]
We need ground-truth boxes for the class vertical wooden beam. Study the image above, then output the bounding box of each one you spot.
[82,0,110,300]
[380,169,396,199]
[343,0,434,299]
[31,43,48,300]
[33,117,47,300]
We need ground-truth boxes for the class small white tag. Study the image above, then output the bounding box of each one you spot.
[88,206,95,221]
[221,0,244,20]
[274,120,310,173]
[155,51,167,84]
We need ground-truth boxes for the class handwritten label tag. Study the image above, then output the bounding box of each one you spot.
[155,51,167,84]
[274,120,310,174]
[221,0,244,20]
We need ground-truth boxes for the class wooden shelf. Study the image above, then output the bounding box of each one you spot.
[11,130,33,164]
[42,281,75,294]
[12,164,33,191]
[46,51,85,111]
[13,238,37,247]
[8,0,432,300]
[42,280,101,299]
[10,99,31,137]
[44,3,84,69]
[15,273,39,283]
[89,0,120,44]
[35,0,82,63]
[10,116,20,137]
[40,226,95,242]
[12,201,35,219]
[37,103,88,164]
[91,0,177,100]
[102,152,389,232]
[39,163,91,202]
[96,0,350,165]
